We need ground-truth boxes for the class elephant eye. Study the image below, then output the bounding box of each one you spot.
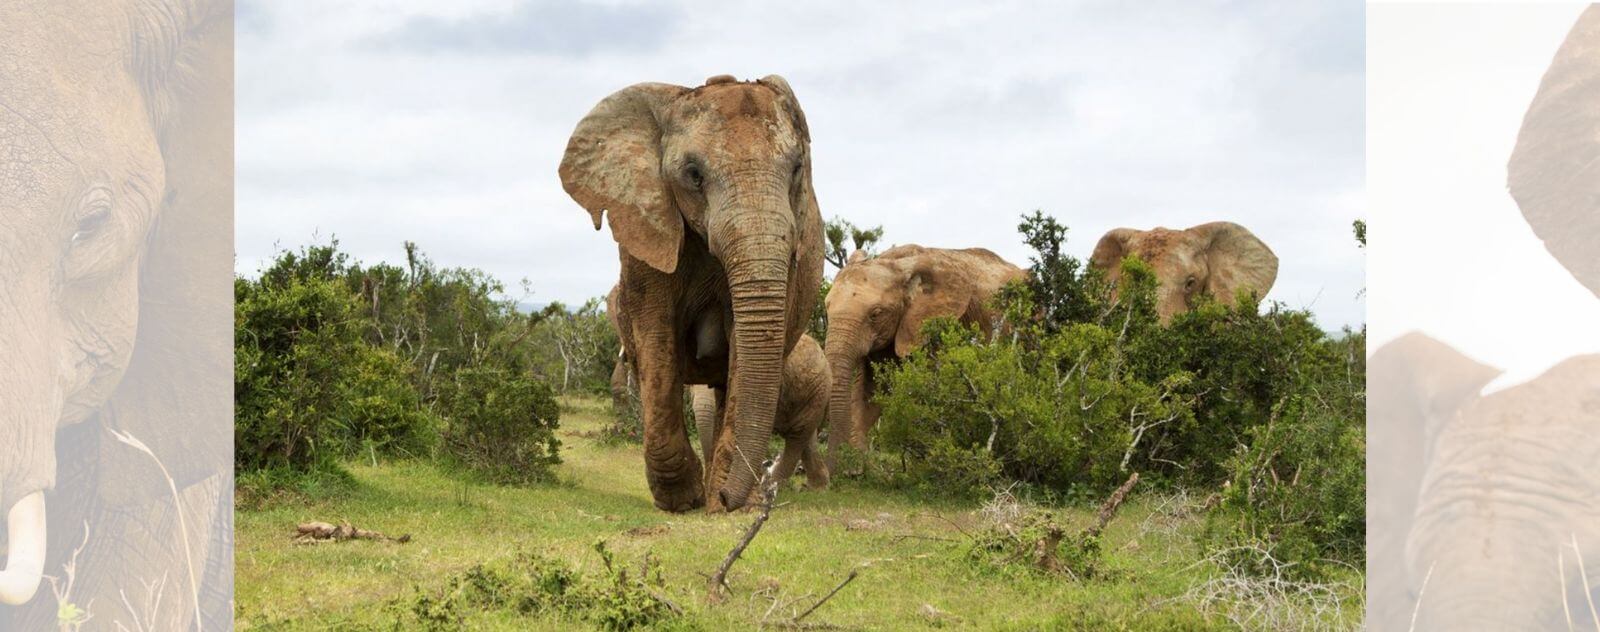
[69,187,114,249]
[683,164,704,190]
[1184,276,1197,291]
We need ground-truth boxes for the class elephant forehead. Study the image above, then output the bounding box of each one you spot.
[1128,229,1188,257]
[674,86,794,155]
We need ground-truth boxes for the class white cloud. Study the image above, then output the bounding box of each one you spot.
[238,0,1365,328]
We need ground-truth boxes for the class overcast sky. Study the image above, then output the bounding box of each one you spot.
[1368,2,1596,391]
[237,1,1365,329]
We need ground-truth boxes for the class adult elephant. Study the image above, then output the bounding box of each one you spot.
[1370,333,1600,630]
[822,245,1025,466]
[1089,222,1277,323]
[560,74,824,512]
[1367,7,1600,629]
[1,1,232,629]
[690,333,830,494]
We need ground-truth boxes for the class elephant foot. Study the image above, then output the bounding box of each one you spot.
[805,473,830,490]
[649,480,706,513]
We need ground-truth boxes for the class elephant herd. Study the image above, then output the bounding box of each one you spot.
[562,73,1280,513]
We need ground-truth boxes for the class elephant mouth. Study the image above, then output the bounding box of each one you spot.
[0,490,46,605]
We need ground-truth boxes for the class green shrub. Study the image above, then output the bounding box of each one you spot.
[403,552,580,630]
[874,212,1365,575]
[395,545,680,631]
[439,367,562,485]
[235,253,438,476]
[1203,327,1366,580]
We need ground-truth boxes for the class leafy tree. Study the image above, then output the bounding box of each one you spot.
[823,216,885,270]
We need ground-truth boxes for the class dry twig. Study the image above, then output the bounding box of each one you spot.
[707,476,778,602]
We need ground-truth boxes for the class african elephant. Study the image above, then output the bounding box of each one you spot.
[691,334,830,494]
[0,1,232,628]
[560,74,824,511]
[1370,333,1600,630]
[1089,222,1277,323]
[822,245,1026,466]
[1367,7,1600,629]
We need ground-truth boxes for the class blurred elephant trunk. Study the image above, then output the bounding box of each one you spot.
[713,195,793,510]
[823,317,867,468]
[0,292,57,606]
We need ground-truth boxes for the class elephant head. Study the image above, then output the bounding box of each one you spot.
[561,74,821,509]
[1374,333,1600,629]
[1508,4,1600,299]
[0,0,232,612]
[1089,222,1277,323]
[1366,333,1501,631]
[822,245,1024,462]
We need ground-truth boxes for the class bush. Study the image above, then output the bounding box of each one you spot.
[396,544,681,631]
[235,271,436,474]
[439,367,562,485]
[1203,328,1365,580]
[873,212,1365,574]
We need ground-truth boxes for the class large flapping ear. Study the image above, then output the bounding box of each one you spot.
[1090,228,1140,278]
[894,261,972,357]
[1369,331,1499,441]
[758,75,809,143]
[1508,5,1600,298]
[1190,221,1278,305]
[560,82,687,274]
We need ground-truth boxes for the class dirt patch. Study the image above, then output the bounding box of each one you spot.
[625,524,670,537]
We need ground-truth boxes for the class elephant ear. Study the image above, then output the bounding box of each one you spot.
[758,75,810,143]
[1508,5,1600,298]
[847,249,869,266]
[1191,222,1278,306]
[1090,228,1140,278]
[560,82,687,274]
[894,262,971,356]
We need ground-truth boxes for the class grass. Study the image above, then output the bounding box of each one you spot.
[235,396,1362,630]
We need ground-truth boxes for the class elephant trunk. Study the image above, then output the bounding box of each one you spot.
[823,317,866,470]
[712,193,795,511]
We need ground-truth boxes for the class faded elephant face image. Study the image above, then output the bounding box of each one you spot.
[0,1,233,628]
[1370,4,1600,630]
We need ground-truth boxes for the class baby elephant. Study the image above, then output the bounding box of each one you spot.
[692,334,831,493]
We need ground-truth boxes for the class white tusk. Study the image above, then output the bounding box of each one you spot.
[0,491,46,605]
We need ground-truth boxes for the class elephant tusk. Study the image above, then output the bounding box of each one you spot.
[0,490,46,605]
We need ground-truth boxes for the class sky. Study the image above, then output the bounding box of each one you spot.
[236,0,1365,330]
[1367,2,1597,392]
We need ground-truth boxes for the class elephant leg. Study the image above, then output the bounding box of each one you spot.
[610,358,631,414]
[633,318,703,512]
[692,385,719,463]
[850,363,883,449]
[800,438,830,489]
[770,435,805,484]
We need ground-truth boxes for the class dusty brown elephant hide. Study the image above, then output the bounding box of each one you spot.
[561,74,824,512]
[1089,222,1277,323]
[691,333,830,497]
[821,245,1025,468]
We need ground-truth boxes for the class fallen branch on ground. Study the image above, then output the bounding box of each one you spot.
[793,567,861,624]
[707,476,778,603]
[1089,472,1140,538]
[293,521,411,544]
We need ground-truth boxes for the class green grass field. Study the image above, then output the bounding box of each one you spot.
[235,396,1362,630]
